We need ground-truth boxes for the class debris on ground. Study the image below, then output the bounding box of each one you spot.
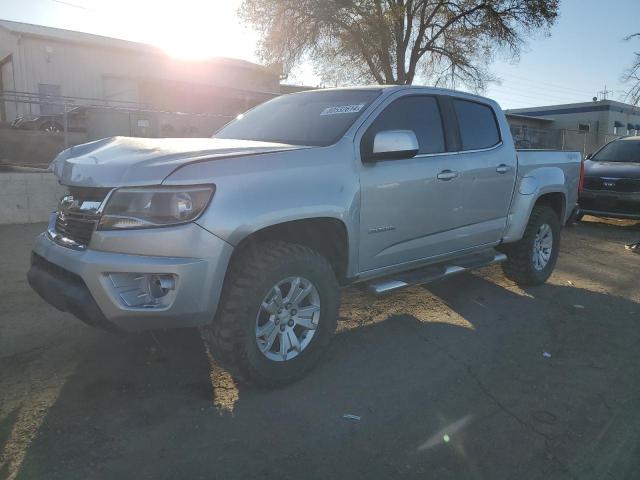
[625,241,640,253]
[343,414,361,421]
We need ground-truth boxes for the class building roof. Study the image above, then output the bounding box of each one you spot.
[507,100,640,118]
[505,113,553,123]
[0,19,270,73]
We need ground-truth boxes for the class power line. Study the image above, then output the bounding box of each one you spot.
[496,93,568,106]
[489,96,544,109]
[488,85,588,103]
[489,91,573,108]
[51,0,94,10]
[497,72,596,96]
[496,82,594,102]
[489,85,591,104]
[495,80,594,99]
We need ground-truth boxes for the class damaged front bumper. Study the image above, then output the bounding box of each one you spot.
[28,216,233,332]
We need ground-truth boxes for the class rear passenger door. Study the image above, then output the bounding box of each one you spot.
[446,98,516,251]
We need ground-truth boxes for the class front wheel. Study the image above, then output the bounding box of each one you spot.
[501,205,561,285]
[208,241,339,387]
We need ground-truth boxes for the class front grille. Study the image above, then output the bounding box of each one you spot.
[55,211,100,246]
[584,176,640,193]
[53,187,110,247]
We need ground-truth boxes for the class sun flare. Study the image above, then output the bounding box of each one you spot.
[90,0,257,61]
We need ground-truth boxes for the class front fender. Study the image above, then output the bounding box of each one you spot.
[163,141,362,276]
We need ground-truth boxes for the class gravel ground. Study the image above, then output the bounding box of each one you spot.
[1,217,639,480]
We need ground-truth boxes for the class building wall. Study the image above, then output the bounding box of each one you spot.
[0,26,17,59]
[539,112,606,153]
[0,28,279,118]
[508,101,640,154]
[15,35,279,96]
[0,172,67,224]
[0,27,20,121]
[608,110,640,136]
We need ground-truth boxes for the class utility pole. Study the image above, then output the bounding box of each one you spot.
[598,85,613,101]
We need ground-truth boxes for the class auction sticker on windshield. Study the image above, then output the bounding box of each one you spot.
[320,104,365,115]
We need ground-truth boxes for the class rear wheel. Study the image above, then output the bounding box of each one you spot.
[208,241,339,387]
[502,205,561,285]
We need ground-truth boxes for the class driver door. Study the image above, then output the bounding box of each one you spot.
[357,94,462,272]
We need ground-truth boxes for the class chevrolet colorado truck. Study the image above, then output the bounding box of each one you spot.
[28,86,582,386]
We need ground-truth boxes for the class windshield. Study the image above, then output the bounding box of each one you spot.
[592,139,640,163]
[214,89,381,146]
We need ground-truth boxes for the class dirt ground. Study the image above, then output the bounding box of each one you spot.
[1,217,639,480]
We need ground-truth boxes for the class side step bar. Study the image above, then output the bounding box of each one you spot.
[367,251,507,295]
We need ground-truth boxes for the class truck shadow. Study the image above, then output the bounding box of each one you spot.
[10,274,640,479]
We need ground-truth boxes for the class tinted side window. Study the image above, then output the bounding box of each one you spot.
[453,99,500,151]
[363,96,445,155]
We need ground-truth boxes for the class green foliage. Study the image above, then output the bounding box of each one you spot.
[241,0,559,89]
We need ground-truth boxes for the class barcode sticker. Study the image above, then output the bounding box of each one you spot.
[320,104,365,115]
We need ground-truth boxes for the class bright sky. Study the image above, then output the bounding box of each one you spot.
[1,0,638,109]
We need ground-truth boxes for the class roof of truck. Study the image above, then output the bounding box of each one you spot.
[291,84,497,104]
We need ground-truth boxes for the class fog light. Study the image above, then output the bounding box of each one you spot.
[149,274,176,299]
[107,272,177,308]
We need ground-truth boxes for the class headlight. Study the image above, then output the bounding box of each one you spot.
[98,185,214,230]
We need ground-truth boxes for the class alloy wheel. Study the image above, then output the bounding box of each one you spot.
[255,276,321,362]
[532,223,553,271]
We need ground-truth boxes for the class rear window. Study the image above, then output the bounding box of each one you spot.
[453,99,501,151]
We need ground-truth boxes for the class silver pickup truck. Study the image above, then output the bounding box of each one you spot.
[28,86,582,386]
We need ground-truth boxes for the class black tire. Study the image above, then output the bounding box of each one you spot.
[208,241,340,387]
[501,205,561,286]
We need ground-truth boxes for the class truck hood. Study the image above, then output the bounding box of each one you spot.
[50,136,306,187]
[584,160,640,179]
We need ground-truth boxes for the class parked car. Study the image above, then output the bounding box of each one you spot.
[578,136,640,220]
[27,86,582,386]
[11,106,87,133]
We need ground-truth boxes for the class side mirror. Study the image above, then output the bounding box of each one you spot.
[585,153,593,160]
[365,130,419,162]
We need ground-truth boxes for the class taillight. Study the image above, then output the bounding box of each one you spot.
[578,158,585,193]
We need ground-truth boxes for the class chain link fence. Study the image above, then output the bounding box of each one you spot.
[510,125,622,157]
[0,90,243,169]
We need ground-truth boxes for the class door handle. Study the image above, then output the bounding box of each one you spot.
[437,170,459,181]
[496,164,511,174]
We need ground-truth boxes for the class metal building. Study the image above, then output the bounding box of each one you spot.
[0,19,281,124]
[507,100,640,154]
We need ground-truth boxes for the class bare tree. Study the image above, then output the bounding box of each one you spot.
[623,33,640,105]
[241,0,559,89]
